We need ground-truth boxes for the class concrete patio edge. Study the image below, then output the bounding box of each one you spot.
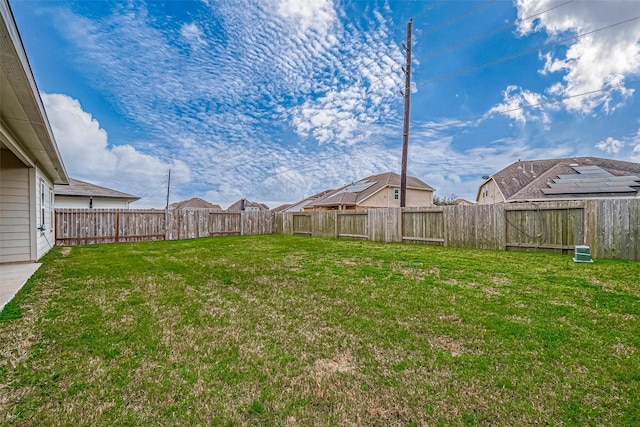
[0,263,42,313]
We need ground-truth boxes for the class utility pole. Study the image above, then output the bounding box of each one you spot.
[165,169,171,210]
[400,18,412,208]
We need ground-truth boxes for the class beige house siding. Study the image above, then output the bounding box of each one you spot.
[309,187,434,211]
[361,187,395,208]
[0,149,32,262]
[407,188,433,207]
[477,179,505,205]
[361,187,432,208]
[35,166,55,260]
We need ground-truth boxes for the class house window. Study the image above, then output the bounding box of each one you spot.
[394,188,399,200]
[40,180,45,230]
[50,189,54,230]
[482,184,488,198]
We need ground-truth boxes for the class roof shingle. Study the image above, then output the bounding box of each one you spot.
[54,178,139,200]
[490,157,640,201]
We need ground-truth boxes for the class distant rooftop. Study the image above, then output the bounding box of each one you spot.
[170,197,221,210]
[54,178,139,201]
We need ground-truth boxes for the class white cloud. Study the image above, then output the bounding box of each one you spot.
[595,136,624,154]
[180,23,205,46]
[516,0,640,113]
[276,0,336,34]
[487,85,550,124]
[42,93,190,207]
[628,127,640,161]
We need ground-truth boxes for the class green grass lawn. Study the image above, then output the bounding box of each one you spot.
[1,235,638,425]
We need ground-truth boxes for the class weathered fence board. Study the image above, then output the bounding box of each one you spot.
[209,212,241,236]
[242,210,276,235]
[119,210,166,242]
[401,208,445,245]
[338,212,368,239]
[291,213,311,235]
[368,209,400,242]
[279,200,640,261]
[312,211,338,238]
[595,198,639,260]
[56,209,275,246]
[444,204,505,251]
[505,206,583,253]
[55,200,640,261]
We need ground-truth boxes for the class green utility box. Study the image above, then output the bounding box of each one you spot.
[573,245,593,263]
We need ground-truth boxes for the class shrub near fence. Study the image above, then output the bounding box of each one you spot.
[278,199,640,261]
[55,209,276,246]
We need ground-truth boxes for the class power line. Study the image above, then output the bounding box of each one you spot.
[431,79,640,129]
[360,0,579,92]
[215,13,637,180]
[141,3,630,201]
[414,0,576,63]
[253,79,640,181]
[420,0,497,37]
[415,16,640,88]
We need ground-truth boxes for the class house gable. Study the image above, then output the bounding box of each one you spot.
[476,178,506,204]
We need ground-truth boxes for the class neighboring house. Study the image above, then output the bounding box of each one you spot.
[0,2,69,263]
[271,203,292,213]
[304,172,435,211]
[54,178,140,209]
[226,199,270,212]
[477,157,640,204]
[452,198,474,206]
[170,197,221,210]
[279,189,335,212]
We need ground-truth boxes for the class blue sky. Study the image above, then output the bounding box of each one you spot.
[10,0,640,208]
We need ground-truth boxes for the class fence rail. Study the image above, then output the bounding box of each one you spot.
[55,209,275,246]
[55,200,639,261]
[278,199,640,261]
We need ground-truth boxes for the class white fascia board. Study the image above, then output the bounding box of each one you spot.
[0,120,35,167]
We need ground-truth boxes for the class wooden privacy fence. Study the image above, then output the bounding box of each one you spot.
[277,199,640,261]
[55,209,276,246]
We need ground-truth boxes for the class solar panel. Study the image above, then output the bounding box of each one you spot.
[543,165,640,195]
[573,166,613,175]
[542,186,637,194]
[553,175,637,183]
[338,180,376,194]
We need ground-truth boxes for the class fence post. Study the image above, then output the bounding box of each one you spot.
[164,209,169,241]
[115,211,120,243]
[441,207,447,247]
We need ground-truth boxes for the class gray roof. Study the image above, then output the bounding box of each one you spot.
[283,189,336,212]
[489,157,640,201]
[271,203,292,213]
[54,178,139,201]
[226,199,270,211]
[308,172,434,208]
[170,198,221,210]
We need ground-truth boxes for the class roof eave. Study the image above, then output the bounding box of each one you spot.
[0,1,69,184]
